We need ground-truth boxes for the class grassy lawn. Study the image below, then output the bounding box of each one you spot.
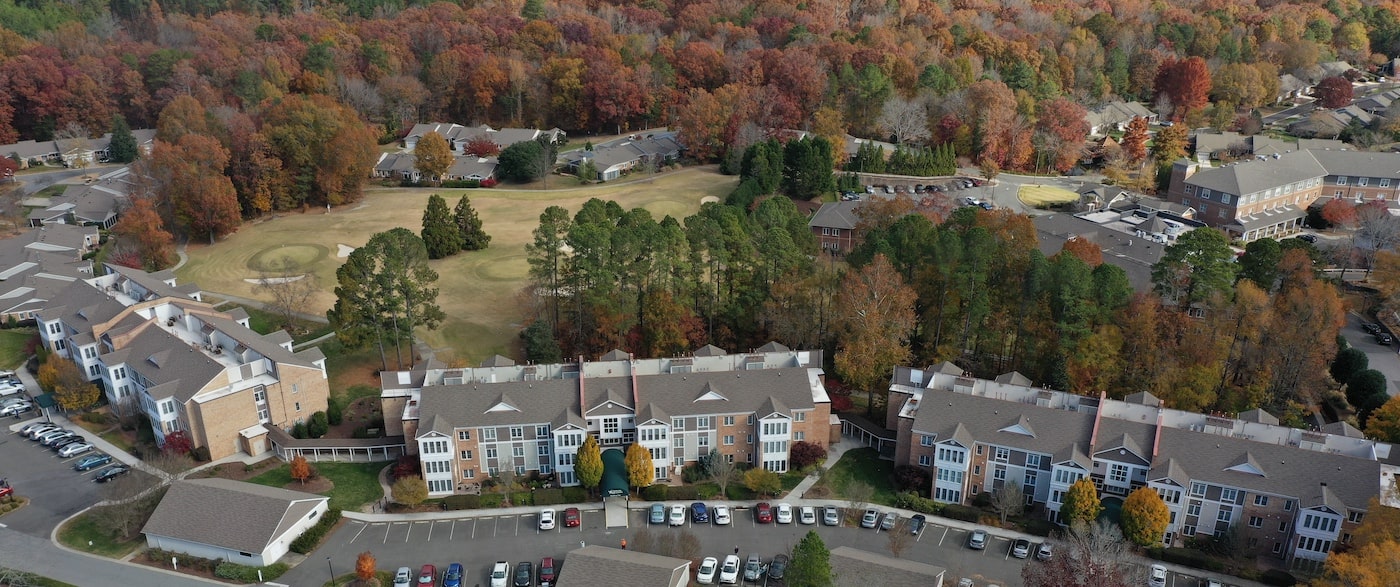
[1016,185,1078,206]
[321,339,386,393]
[221,303,333,345]
[0,328,34,369]
[0,568,78,587]
[177,166,733,365]
[57,513,145,558]
[813,448,898,506]
[248,461,385,511]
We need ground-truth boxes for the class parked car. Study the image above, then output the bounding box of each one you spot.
[416,564,436,585]
[34,428,70,443]
[1036,542,1053,561]
[538,557,556,587]
[719,555,739,584]
[1011,538,1031,558]
[958,579,974,587]
[697,557,718,584]
[767,554,788,580]
[822,505,840,526]
[51,436,86,451]
[19,421,52,436]
[40,430,77,447]
[513,561,532,587]
[95,464,131,483]
[775,503,793,524]
[392,567,412,587]
[1205,580,1223,587]
[968,529,988,550]
[690,502,709,523]
[1298,234,1318,243]
[649,503,666,524]
[979,201,995,211]
[490,562,509,587]
[58,442,93,458]
[1377,332,1394,345]
[755,502,773,523]
[713,504,731,525]
[669,505,686,526]
[0,384,23,397]
[1148,564,1167,587]
[563,507,581,528]
[909,514,926,535]
[0,370,15,378]
[1363,323,1382,334]
[73,453,112,471]
[879,512,899,531]
[538,509,555,531]
[860,509,880,529]
[799,506,816,525]
[442,563,463,587]
[0,401,32,416]
[743,555,764,581]
[24,423,59,439]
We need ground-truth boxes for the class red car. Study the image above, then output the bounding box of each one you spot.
[416,564,435,585]
[755,502,773,523]
[563,507,581,528]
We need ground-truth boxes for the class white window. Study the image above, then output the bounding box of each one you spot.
[1187,501,1201,516]
[674,436,683,448]
[89,364,101,376]
[510,426,523,439]
[1222,194,1231,204]
[723,416,734,426]
[696,417,711,430]
[1026,454,1041,468]
[1220,488,1238,503]
[538,444,549,456]
[558,453,573,466]
[482,428,497,441]
[918,455,932,466]
[512,445,525,458]
[1254,495,1269,507]
[724,435,734,445]
[993,467,1006,480]
[1190,482,1206,496]
[1249,516,1263,528]
[794,412,806,422]
[1382,178,1391,187]
[603,418,619,434]
[672,418,684,431]
[1358,177,1369,186]
[1335,190,1344,198]
[993,447,1009,462]
[464,469,475,479]
[822,227,830,236]
[458,430,471,441]
[536,425,549,437]
[485,448,498,459]
[1218,509,1232,522]
[1337,176,1348,185]
[461,450,473,460]
[114,366,126,379]
[1109,463,1129,483]
[794,431,804,441]
[698,435,710,447]
[921,435,934,447]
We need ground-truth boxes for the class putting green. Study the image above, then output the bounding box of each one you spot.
[246,244,330,272]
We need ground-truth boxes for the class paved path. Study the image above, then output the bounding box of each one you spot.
[0,527,222,586]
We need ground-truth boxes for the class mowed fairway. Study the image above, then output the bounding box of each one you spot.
[177,166,736,363]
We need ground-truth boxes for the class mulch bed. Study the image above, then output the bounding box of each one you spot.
[190,457,280,482]
[285,477,334,493]
[327,396,384,439]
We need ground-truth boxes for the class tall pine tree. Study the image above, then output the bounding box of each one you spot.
[453,195,491,251]
[421,194,463,259]
[107,115,139,164]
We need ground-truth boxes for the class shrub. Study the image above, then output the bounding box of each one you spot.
[696,485,720,499]
[681,463,707,484]
[789,441,826,470]
[147,549,219,573]
[892,465,931,493]
[668,485,700,500]
[511,491,533,506]
[1022,518,1058,537]
[534,488,565,506]
[81,412,108,425]
[1147,547,1226,572]
[971,491,993,508]
[392,455,421,481]
[562,487,588,503]
[291,422,308,439]
[1260,570,1297,586]
[939,504,981,523]
[307,411,329,438]
[893,492,941,514]
[478,494,504,508]
[215,562,289,582]
[444,495,479,510]
[326,397,343,426]
[191,446,210,462]
[440,180,481,188]
[290,508,342,554]
[641,485,668,501]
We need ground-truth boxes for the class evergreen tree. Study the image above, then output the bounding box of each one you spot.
[328,228,445,370]
[421,194,463,259]
[782,136,836,199]
[520,0,545,20]
[740,140,783,193]
[788,531,833,587]
[107,115,139,163]
[453,195,491,251]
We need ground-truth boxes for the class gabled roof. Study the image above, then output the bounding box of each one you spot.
[828,546,945,587]
[481,354,515,367]
[994,371,1032,386]
[1149,458,1191,488]
[555,545,689,587]
[636,402,668,425]
[998,415,1036,437]
[756,341,790,353]
[1307,149,1400,180]
[1301,483,1344,513]
[141,478,327,555]
[104,326,225,403]
[693,381,727,402]
[600,349,630,361]
[807,201,861,230]
[1224,451,1267,477]
[929,361,964,376]
[1321,421,1364,438]
[1184,150,1327,197]
[1238,409,1280,425]
[692,344,728,357]
[756,395,790,418]
[1123,391,1161,407]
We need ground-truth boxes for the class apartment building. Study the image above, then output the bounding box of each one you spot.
[381,344,834,497]
[0,223,100,321]
[888,364,1398,570]
[37,264,329,460]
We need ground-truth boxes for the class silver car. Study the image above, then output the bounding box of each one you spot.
[822,506,840,526]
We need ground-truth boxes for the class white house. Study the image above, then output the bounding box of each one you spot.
[142,478,330,567]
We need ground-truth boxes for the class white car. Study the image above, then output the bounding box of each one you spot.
[713,505,731,525]
[0,401,32,416]
[669,504,686,526]
[775,503,793,524]
[697,557,718,584]
[392,567,413,587]
[1148,564,1167,587]
[490,562,509,587]
[799,506,816,525]
[0,384,23,397]
[538,508,556,530]
[58,442,93,458]
[719,555,740,585]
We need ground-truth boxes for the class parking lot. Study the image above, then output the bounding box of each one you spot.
[1,414,147,537]
[279,500,1247,587]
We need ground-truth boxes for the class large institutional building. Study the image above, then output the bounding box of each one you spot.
[381,343,834,496]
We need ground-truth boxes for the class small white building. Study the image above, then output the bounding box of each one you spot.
[142,478,330,567]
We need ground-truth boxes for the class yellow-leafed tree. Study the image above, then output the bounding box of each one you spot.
[413,131,452,184]
[576,434,603,492]
[1314,497,1400,587]
[39,355,100,411]
[624,442,653,494]
[1120,487,1170,546]
[1059,478,1102,528]
[392,476,428,506]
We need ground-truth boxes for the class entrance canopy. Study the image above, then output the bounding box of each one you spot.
[601,448,629,497]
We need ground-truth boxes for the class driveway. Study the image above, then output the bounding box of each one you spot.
[1343,313,1400,396]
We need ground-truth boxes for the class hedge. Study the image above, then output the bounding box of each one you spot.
[894,492,942,515]
[478,494,504,508]
[1145,548,1226,572]
[696,485,720,499]
[440,180,481,188]
[667,486,700,500]
[444,495,480,510]
[562,487,588,503]
[534,488,565,506]
[938,504,981,523]
[511,491,534,506]
[290,508,342,554]
[1260,570,1297,586]
[641,485,668,501]
[215,562,289,582]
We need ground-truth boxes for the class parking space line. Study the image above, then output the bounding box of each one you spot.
[381,523,394,544]
[348,521,368,544]
[449,520,456,541]
[404,522,413,543]
[425,520,436,541]
[471,518,479,540]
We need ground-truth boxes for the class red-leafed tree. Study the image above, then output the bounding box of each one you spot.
[462,137,501,157]
[162,430,193,455]
[1034,97,1090,173]
[146,134,241,243]
[110,197,175,271]
[1314,76,1354,109]
[789,441,827,470]
[1322,197,1358,228]
[1153,57,1212,120]
[1120,117,1149,163]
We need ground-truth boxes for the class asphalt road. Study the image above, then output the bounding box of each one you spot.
[284,504,1229,587]
[1342,313,1400,396]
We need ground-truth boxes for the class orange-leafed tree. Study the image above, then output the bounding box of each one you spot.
[1321,198,1358,228]
[1153,57,1211,120]
[1059,236,1104,267]
[1120,117,1149,164]
[109,197,175,271]
[833,254,917,418]
[355,551,376,581]
[290,455,313,485]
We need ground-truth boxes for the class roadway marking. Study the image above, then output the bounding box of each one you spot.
[404,521,413,543]
[381,522,396,544]
[938,526,949,546]
[349,521,369,543]
[449,520,456,541]
[471,518,479,539]
[423,520,435,541]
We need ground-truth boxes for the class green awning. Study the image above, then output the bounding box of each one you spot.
[601,448,628,497]
[32,393,57,409]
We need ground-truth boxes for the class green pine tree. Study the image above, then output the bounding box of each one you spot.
[453,195,491,251]
[107,115,139,164]
[421,194,463,259]
[521,0,545,20]
[787,531,833,587]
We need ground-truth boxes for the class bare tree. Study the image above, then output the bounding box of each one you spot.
[706,449,737,498]
[92,475,163,540]
[675,530,702,562]
[991,483,1026,524]
[876,96,931,145]
[255,255,318,332]
[845,481,874,513]
[1357,203,1400,278]
[146,451,195,475]
[887,523,913,557]
[630,527,656,554]
[337,75,385,121]
[1023,520,1140,587]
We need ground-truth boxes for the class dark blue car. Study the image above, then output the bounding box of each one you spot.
[442,562,463,587]
[690,502,709,523]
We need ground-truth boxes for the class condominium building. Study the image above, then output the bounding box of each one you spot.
[888,364,1398,570]
[381,343,833,496]
[37,264,329,460]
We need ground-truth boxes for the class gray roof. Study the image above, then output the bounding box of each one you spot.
[1185,150,1328,197]
[446,156,497,180]
[910,389,1096,455]
[1033,213,1165,292]
[1306,149,1400,179]
[582,133,683,171]
[104,263,199,299]
[994,371,1032,386]
[199,314,316,369]
[555,546,689,587]
[142,478,327,555]
[374,152,417,174]
[692,344,728,357]
[102,325,226,402]
[1238,409,1280,425]
[37,280,127,331]
[481,354,515,367]
[808,201,861,230]
[1227,206,1306,232]
[830,546,945,587]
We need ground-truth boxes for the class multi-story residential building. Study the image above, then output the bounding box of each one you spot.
[808,201,860,254]
[37,264,329,460]
[381,343,833,497]
[1168,148,1400,242]
[0,223,100,321]
[888,364,1398,570]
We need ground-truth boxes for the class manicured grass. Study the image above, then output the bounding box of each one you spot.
[224,303,334,345]
[814,447,898,506]
[0,568,77,587]
[57,513,145,558]
[177,166,732,364]
[248,461,385,511]
[1016,185,1078,206]
[0,328,34,369]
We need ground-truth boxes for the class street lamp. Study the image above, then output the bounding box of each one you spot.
[327,556,335,586]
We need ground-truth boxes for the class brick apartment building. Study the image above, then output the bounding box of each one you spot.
[887,363,1398,570]
[37,264,330,460]
[381,343,834,497]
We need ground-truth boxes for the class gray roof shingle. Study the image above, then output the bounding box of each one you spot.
[555,546,689,587]
[141,478,328,555]
[1185,150,1328,197]
[830,546,945,587]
